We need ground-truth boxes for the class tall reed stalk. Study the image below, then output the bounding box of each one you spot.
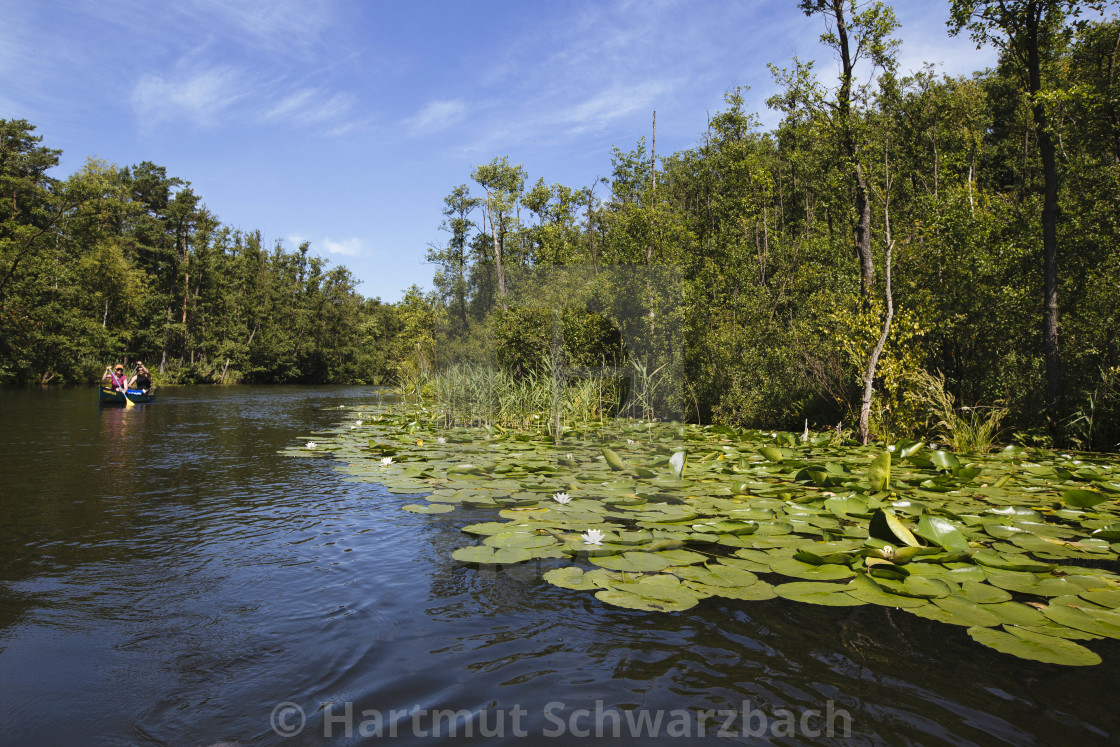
[399,359,626,433]
[907,370,1007,453]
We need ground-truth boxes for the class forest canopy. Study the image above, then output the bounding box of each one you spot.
[2,2,1117,449]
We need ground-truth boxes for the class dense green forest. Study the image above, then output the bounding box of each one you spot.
[0,123,402,385]
[2,1,1118,448]
[413,2,1120,450]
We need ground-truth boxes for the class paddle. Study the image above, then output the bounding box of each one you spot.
[108,364,134,407]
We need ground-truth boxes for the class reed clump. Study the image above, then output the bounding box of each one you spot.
[397,356,675,433]
[906,370,1008,453]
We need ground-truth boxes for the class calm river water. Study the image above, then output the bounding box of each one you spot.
[0,386,1117,746]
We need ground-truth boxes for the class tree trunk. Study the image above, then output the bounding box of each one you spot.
[860,142,896,445]
[1025,8,1063,418]
[830,0,874,303]
[860,244,893,445]
[159,305,171,374]
[485,189,507,310]
[854,164,874,302]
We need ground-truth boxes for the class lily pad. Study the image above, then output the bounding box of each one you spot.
[402,503,456,514]
[869,509,921,548]
[916,514,970,552]
[1062,489,1109,509]
[591,552,672,573]
[967,626,1102,666]
[775,581,865,606]
[451,546,533,565]
[960,581,1012,604]
[868,451,891,491]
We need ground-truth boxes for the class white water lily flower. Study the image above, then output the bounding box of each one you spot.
[306,441,317,449]
[887,445,896,452]
[381,456,394,466]
[581,528,604,546]
[553,492,571,504]
[437,437,446,444]
[626,439,635,445]
[355,420,362,427]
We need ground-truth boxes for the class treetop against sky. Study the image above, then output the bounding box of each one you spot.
[1,0,995,300]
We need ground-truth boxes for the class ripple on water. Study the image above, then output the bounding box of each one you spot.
[2,386,1119,746]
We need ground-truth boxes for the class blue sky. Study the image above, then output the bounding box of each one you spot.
[1,0,997,301]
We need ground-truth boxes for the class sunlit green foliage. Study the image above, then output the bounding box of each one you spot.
[0,121,400,385]
[408,10,1120,450]
[288,403,1120,665]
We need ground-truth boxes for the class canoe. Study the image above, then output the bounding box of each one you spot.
[98,386,155,405]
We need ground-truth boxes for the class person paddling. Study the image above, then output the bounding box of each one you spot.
[131,362,152,394]
[102,364,129,392]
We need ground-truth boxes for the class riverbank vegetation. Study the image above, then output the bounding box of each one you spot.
[4,2,1119,449]
[410,3,1120,450]
[0,125,401,386]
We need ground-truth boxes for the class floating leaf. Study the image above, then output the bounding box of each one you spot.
[483,532,558,549]
[908,595,1002,627]
[1043,604,1120,639]
[684,579,777,601]
[760,446,784,463]
[543,567,599,590]
[960,581,1012,604]
[595,575,701,611]
[930,451,961,472]
[868,451,891,492]
[451,546,532,564]
[845,574,929,608]
[967,626,1101,666]
[775,581,865,606]
[769,556,855,581]
[1063,489,1108,509]
[654,549,708,566]
[916,514,970,552]
[869,509,921,548]
[1080,589,1120,607]
[972,551,1055,573]
[402,503,456,514]
[591,552,671,573]
[602,447,627,472]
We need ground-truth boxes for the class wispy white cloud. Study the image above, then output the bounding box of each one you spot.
[405,99,467,135]
[288,234,363,257]
[262,87,356,127]
[321,237,363,257]
[557,81,670,136]
[172,0,337,55]
[132,63,247,128]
